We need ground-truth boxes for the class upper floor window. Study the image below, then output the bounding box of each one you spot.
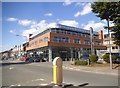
[74,39,80,44]
[30,42,34,46]
[39,39,43,43]
[104,34,109,38]
[53,36,70,43]
[112,46,118,50]
[44,37,48,42]
[84,40,91,45]
[35,41,38,45]
[96,41,102,46]
[111,33,115,38]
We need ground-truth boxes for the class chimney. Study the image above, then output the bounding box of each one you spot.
[98,30,103,42]
[29,34,33,41]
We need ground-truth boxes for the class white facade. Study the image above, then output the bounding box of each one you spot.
[104,32,120,54]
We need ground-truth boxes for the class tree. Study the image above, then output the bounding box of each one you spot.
[91,2,120,46]
[91,2,120,69]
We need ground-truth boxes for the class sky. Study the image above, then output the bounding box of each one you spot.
[2,1,113,52]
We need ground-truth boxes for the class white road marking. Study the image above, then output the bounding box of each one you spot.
[17,84,21,86]
[10,85,15,86]
[35,78,44,81]
[9,67,14,70]
[39,84,48,86]
[51,81,53,83]
[26,78,45,83]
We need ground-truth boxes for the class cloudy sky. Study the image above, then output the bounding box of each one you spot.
[2,2,111,52]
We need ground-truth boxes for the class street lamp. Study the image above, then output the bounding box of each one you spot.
[16,34,28,42]
[16,34,28,58]
[107,19,112,70]
[90,27,94,55]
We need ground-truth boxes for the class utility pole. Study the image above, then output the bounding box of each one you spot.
[90,27,94,55]
[107,19,112,70]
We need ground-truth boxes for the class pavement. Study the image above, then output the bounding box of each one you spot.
[1,60,119,87]
[63,61,119,76]
[5,59,119,76]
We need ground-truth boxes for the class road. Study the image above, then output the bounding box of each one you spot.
[1,61,119,87]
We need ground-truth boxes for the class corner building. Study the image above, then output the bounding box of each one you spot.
[26,24,106,61]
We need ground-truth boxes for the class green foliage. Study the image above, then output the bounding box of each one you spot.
[74,60,88,65]
[89,54,98,63]
[91,2,120,46]
[102,54,117,63]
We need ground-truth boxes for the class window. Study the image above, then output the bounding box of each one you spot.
[65,38,70,43]
[104,34,109,38]
[96,41,102,46]
[31,42,34,46]
[111,33,115,38]
[84,40,91,45]
[74,39,80,44]
[35,41,38,45]
[39,39,43,43]
[53,36,70,43]
[44,37,48,42]
[112,46,118,50]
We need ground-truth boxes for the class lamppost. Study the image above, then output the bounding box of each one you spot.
[107,19,112,70]
[90,27,94,55]
[16,34,28,58]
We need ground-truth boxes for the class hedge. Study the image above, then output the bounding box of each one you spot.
[74,60,88,65]
[89,54,98,63]
[102,54,117,63]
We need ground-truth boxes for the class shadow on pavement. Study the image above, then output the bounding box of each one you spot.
[1,83,89,88]
[1,83,119,88]
[1,62,30,67]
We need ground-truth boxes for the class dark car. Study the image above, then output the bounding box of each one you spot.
[33,57,40,62]
[115,57,120,64]
[25,57,34,63]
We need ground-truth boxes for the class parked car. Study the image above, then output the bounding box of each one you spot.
[25,57,34,63]
[115,57,120,64]
[21,57,26,61]
[25,56,40,63]
[80,54,89,60]
[34,57,40,62]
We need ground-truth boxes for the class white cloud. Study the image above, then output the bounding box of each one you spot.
[21,19,79,39]
[63,0,72,6]
[9,30,16,34]
[83,21,105,31]
[22,20,49,38]
[45,13,53,16]
[83,20,108,34]
[80,3,92,16]
[7,17,18,22]
[74,3,92,17]
[74,12,81,17]
[59,20,79,27]
[75,2,86,7]
[18,19,35,26]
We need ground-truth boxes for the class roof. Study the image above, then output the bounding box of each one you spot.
[30,23,99,38]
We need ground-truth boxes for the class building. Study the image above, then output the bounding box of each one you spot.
[26,24,106,61]
[104,32,120,57]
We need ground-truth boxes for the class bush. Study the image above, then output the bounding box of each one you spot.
[74,60,88,65]
[102,54,117,63]
[89,54,98,63]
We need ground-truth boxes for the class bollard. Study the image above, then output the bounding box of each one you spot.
[53,57,63,86]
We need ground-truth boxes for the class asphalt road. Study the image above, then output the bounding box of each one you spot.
[1,61,119,87]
